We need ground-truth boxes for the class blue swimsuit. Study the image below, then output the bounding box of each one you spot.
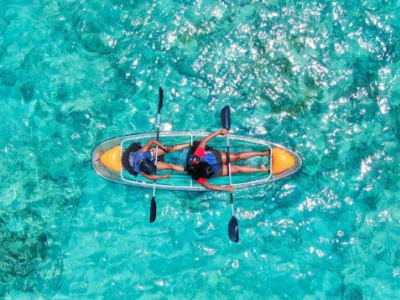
[129,151,155,174]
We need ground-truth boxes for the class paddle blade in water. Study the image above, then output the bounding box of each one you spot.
[150,197,157,223]
[228,216,239,242]
[221,105,231,130]
[158,87,164,113]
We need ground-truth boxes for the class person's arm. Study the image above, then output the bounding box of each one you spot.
[198,129,228,149]
[200,179,234,192]
[141,139,167,152]
[141,173,171,180]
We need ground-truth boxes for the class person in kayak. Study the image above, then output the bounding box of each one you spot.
[186,129,270,192]
[122,140,190,181]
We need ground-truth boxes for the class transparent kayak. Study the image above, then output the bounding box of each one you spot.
[91,131,302,191]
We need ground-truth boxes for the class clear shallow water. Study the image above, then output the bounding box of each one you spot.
[1,0,399,298]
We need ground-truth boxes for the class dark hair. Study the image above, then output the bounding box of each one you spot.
[187,161,214,180]
[187,164,201,180]
[200,161,214,178]
[121,142,142,176]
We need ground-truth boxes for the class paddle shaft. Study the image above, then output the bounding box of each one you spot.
[150,87,163,223]
[226,135,234,215]
[220,105,239,242]
[156,114,160,141]
[152,113,161,197]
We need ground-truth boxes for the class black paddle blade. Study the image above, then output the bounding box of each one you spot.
[221,105,231,130]
[228,216,239,242]
[150,197,157,223]
[158,87,164,113]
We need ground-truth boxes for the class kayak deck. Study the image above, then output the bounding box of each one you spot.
[92,131,302,191]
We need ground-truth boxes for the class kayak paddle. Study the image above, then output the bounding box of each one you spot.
[150,87,164,223]
[221,105,239,243]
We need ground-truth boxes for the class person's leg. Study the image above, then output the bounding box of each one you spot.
[157,161,185,172]
[153,143,190,157]
[221,164,268,176]
[166,143,191,153]
[220,150,270,163]
[152,148,166,158]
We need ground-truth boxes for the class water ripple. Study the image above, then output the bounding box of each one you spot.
[1,0,400,298]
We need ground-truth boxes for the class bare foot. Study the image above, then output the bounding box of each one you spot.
[263,149,271,156]
[260,165,269,172]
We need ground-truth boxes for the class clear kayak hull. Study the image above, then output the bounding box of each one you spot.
[91,131,302,191]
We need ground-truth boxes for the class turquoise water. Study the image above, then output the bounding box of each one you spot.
[1,0,400,298]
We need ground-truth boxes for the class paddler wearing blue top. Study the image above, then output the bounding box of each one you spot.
[121,140,190,181]
[186,129,270,192]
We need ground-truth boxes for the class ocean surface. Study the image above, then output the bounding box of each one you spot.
[1,0,400,298]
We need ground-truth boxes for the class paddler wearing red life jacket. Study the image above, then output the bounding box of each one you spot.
[186,129,270,192]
